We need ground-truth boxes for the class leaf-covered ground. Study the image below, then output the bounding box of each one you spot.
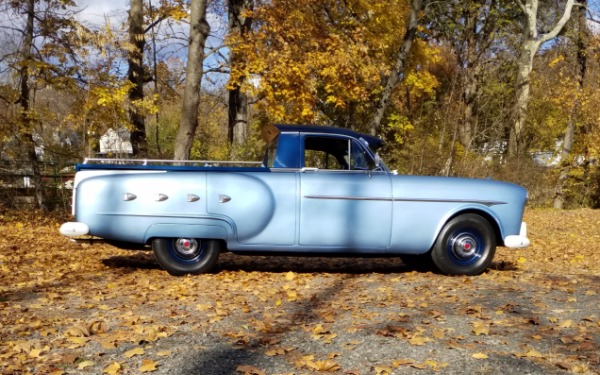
[1,209,599,375]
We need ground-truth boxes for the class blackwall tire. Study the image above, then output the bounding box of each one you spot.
[431,214,496,276]
[152,238,221,276]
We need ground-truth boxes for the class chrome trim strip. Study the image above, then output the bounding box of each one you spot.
[303,195,506,207]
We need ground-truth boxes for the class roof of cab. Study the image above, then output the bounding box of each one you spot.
[275,124,383,150]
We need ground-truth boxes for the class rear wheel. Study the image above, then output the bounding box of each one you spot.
[431,214,496,276]
[152,238,221,276]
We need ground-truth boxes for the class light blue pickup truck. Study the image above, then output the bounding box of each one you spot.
[60,124,529,276]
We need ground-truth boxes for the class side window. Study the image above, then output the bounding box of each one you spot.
[304,136,375,170]
[350,140,375,170]
[304,136,349,170]
[305,149,342,169]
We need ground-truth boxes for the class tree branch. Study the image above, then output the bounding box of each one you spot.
[538,0,578,44]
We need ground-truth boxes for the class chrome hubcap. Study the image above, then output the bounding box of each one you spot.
[174,238,200,259]
[450,234,478,259]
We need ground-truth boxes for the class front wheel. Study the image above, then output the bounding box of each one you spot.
[152,238,221,276]
[431,214,496,276]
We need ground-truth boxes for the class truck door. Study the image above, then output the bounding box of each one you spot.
[298,135,392,251]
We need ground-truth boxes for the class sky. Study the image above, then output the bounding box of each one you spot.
[73,0,229,89]
[76,0,129,26]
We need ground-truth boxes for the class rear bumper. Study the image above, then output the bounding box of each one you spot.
[59,222,89,237]
[504,222,530,248]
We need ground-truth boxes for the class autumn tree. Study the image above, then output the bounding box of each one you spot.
[174,0,210,160]
[509,0,577,156]
[0,0,87,209]
[127,0,188,158]
[227,0,253,150]
[553,0,591,208]
[233,0,436,134]
[369,0,423,135]
[128,0,150,157]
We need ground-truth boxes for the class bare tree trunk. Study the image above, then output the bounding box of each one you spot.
[128,0,148,157]
[228,0,253,150]
[369,0,423,136]
[554,0,589,209]
[508,0,576,156]
[18,0,45,210]
[174,0,210,160]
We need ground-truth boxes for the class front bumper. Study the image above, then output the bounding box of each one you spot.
[503,222,530,248]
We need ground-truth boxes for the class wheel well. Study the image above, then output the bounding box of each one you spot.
[447,210,502,246]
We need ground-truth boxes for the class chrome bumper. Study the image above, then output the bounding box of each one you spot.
[504,222,530,248]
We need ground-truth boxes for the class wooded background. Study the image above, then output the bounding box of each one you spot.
[0,0,599,211]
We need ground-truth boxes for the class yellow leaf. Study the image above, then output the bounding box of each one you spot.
[265,347,286,356]
[285,271,296,280]
[472,323,490,336]
[472,353,488,359]
[310,359,340,371]
[67,337,88,348]
[65,325,90,337]
[236,365,266,375]
[139,359,158,373]
[374,366,392,375]
[393,359,415,367]
[156,350,172,357]
[29,348,45,358]
[286,290,298,301]
[524,349,543,358]
[517,256,526,264]
[103,362,121,374]
[408,336,430,346]
[558,319,573,329]
[78,361,94,369]
[572,364,589,373]
[124,347,144,358]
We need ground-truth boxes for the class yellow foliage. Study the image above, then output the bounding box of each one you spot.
[230,0,436,126]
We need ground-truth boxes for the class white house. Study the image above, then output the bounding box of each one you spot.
[97,128,133,157]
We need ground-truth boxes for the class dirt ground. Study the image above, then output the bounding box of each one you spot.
[0,209,599,375]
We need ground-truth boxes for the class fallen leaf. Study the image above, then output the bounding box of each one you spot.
[393,359,415,367]
[472,353,488,359]
[374,365,392,375]
[471,322,490,336]
[265,347,286,356]
[103,362,121,374]
[65,325,90,338]
[408,336,430,346]
[124,347,144,358]
[139,359,158,373]
[558,319,573,329]
[78,361,94,369]
[236,365,266,375]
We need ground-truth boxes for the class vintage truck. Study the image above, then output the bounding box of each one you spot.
[60,124,529,276]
